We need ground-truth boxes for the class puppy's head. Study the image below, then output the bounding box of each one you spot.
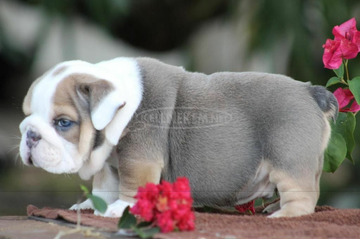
[19,59,135,175]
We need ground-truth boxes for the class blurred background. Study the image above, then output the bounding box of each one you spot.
[1,0,360,215]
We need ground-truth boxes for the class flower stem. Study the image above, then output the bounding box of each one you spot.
[340,78,348,86]
[344,59,350,81]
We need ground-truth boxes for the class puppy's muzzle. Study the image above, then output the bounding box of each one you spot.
[26,130,41,149]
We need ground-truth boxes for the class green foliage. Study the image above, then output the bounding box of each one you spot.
[78,189,159,238]
[334,64,345,78]
[348,76,360,105]
[326,77,342,87]
[118,206,137,229]
[324,112,356,172]
[80,184,90,195]
[133,227,161,239]
[118,207,160,239]
[80,185,107,214]
[324,132,347,173]
[88,195,108,214]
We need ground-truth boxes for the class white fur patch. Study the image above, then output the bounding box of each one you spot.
[70,199,93,210]
[91,92,125,131]
[72,162,119,210]
[95,58,143,145]
[19,114,83,173]
[235,160,275,205]
[96,199,134,218]
[78,141,114,180]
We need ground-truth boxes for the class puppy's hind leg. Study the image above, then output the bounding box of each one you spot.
[268,168,319,218]
[263,200,280,214]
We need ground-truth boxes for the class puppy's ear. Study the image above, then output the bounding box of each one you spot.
[76,80,126,131]
[23,77,43,115]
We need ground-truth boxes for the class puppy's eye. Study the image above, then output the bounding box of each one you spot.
[54,118,74,131]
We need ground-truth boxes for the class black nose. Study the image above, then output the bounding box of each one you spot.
[26,130,41,148]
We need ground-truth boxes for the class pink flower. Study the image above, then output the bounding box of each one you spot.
[130,177,195,233]
[322,18,360,69]
[235,200,255,214]
[333,87,360,113]
[333,18,360,51]
[322,39,343,69]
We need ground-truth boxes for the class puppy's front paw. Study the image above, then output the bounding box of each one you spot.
[95,199,134,218]
[70,199,94,210]
[263,201,280,214]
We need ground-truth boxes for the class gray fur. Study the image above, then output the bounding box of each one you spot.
[309,85,339,122]
[116,58,337,208]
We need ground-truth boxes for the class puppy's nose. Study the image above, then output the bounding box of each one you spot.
[26,130,41,148]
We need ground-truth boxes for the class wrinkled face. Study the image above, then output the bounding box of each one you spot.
[19,61,126,174]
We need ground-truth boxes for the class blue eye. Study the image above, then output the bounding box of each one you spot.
[54,118,74,131]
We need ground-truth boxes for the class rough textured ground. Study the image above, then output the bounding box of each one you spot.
[26,204,360,238]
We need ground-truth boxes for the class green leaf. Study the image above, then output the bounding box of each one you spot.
[133,226,160,239]
[331,112,356,164]
[80,185,108,213]
[333,63,344,78]
[88,195,108,213]
[324,131,347,173]
[80,185,90,195]
[326,77,342,88]
[137,221,153,228]
[324,112,356,173]
[348,76,360,105]
[118,206,137,229]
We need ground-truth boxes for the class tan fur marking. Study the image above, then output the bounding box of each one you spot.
[53,105,78,121]
[269,170,318,217]
[78,120,95,155]
[52,73,116,153]
[52,65,68,77]
[118,160,163,202]
[52,74,99,148]
[53,77,82,146]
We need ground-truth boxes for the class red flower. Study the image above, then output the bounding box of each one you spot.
[130,198,154,222]
[156,211,174,233]
[322,18,360,69]
[134,183,159,203]
[130,177,195,233]
[235,200,255,214]
[333,87,360,113]
[173,177,193,201]
[176,208,195,231]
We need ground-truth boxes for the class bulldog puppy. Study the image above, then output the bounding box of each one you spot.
[19,57,338,218]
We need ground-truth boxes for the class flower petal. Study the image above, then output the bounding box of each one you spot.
[333,88,354,109]
[333,18,357,40]
[339,39,359,59]
[322,39,343,69]
[353,31,360,51]
[235,200,255,214]
[349,100,360,113]
[156,211,174,233]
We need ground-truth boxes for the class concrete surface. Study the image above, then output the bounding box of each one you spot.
[0,216,105,239]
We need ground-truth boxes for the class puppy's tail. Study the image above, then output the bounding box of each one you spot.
[309,85,339,122]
